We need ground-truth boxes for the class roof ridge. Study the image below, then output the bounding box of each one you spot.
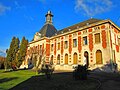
[59,18,102,31]
[56,18,102,35]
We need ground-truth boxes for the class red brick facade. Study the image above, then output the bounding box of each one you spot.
[61,36,64,55]
[24,17,120,71]
[54,39,56,55]
[46,39,50,56]
[69,34,72,54]
[102,30,107,48]
[89,34,93,51]
[78,32,82,53]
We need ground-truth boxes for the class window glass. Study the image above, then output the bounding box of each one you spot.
[83,36,87,45]
[64,41,68,49]
[73,39,77,47]
[95,33,100,43]
[58,43,60,50]
[51,44,54,51]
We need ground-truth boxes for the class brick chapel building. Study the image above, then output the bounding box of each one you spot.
[21,11,120,70]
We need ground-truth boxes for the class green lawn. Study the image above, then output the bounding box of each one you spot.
[0,70,99,90]
[0,69,36,90]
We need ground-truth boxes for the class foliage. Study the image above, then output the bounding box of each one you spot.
[6,36,28,69]
[73,65,88,80]
[13,38,20,66]
[6,37,15,63]
[6,37,20,68]
[17,37,28,67]
[0,56,5,69]
[40,64,54,79]
[31,46,45,72]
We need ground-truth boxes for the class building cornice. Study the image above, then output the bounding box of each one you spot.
[29,37,49,44]
[50,19,120,40]
[29,19,120,44]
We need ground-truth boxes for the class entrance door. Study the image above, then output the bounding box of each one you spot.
[50,55,53,65]
[96,50,102,64]
[84,51,89,67]
[73,53,77,64]
[57,54,60,64]
[65,54,68,64]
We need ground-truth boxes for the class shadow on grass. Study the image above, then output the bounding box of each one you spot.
[0,77,19,84]
[7,63,120,90]
[10,72,99,90]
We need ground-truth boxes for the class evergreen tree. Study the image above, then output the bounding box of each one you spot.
[18,37,28,67]
[6,37,20,68]
[6,37,16,68]
[13,38,20,66]
[4,49,8,71]
[6,36,28,68]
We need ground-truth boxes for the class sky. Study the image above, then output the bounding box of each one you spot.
[0,0,120,52]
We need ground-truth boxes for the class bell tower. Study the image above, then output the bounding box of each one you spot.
[45,10,53,24]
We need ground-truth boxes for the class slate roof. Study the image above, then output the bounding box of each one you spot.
[56,18,102,35]
[38,18,102,38]
[39,24,57,37]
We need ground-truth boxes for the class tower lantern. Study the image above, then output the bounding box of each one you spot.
[45,10,53,24]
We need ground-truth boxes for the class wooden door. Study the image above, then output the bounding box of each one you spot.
[65,54,68,64]
[96,50,102,64]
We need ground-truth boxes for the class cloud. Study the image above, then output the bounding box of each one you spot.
[14,1,26,9]
[0,49,6,57]
[0,49,6,53]
[75,0,113,17]
[0,3,11,15]
[24,14,34,23]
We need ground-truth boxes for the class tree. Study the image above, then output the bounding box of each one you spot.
[36,47,54,75]
[6,37,20,69]
[13,38,20,66]
[0,56,5,69]
[6,37,16,68]
[18,37,28,67]
[4,49,8,71]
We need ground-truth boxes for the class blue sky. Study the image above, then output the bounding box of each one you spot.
[0,0,120,51]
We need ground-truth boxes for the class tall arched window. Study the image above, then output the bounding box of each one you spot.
[84,51,89,67]
[50,55,53,65]
[57,54,60,64]
[33,56,37,66]
[96,50,103,64]
[73,53,77,64]
[38,56,42,64]
[65,54,68,64]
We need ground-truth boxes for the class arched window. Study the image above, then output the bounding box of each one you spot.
[84,51,89,67]
[73,53,77,64]
[50,55,53,65]
[33,56,37,66]
[96,50,103,64]
[65,54,68,64]
[57,54,60,64]
[38,56,42,64]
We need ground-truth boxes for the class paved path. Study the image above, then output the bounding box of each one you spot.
[53,71,120,90]
[89,72,120,90]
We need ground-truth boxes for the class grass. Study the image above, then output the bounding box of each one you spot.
[0,70,99,90]
[0,69,36,90]
[10,72,99,90]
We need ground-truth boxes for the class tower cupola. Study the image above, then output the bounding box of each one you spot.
[45,10,53,24]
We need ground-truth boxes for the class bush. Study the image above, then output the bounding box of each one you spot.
[73,65,88,80]
[39,64,54,79]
